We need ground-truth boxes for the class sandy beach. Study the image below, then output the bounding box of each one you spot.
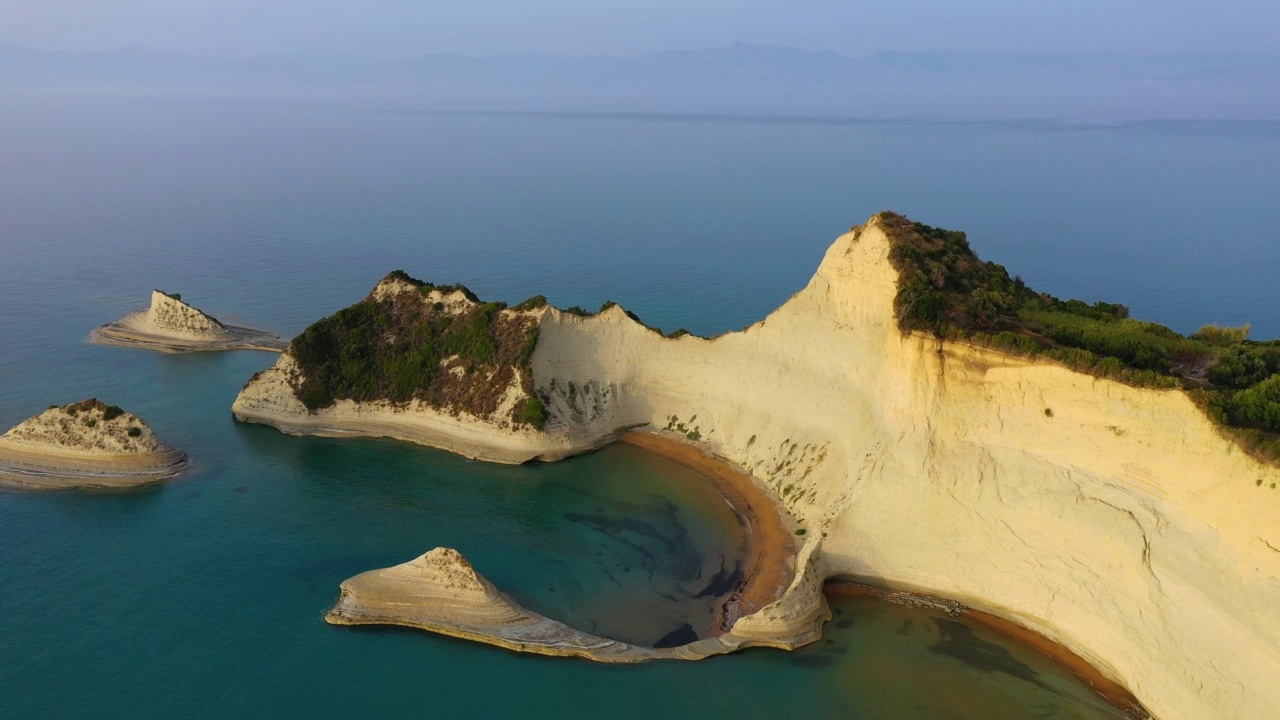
[617,430,798,635]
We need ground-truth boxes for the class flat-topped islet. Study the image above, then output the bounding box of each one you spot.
[0,398,189,490]
[91,290,287,353]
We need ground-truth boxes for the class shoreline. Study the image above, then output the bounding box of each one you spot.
[617,430,798,635]
[824,581,1148,718]
[0,440,189,491]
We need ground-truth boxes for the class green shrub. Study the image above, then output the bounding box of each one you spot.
[1194,324,1250,344]
[514,295,548,311]
[1207,344,1280,389]
[519,331,539,371]
[102,405,125,422]
[517,396,547,429]
[127,426,142,437]
[386,269,428,287]
[1225,376,1280,433]
[84,419,96,428]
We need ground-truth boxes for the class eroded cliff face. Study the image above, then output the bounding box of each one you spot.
[528,218,1280,720]
[145,291,229,339]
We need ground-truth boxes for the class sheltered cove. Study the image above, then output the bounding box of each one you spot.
[326,429,812,659]
[92,289,286,353]
[0,399,188,490]
[235,213,1280,720]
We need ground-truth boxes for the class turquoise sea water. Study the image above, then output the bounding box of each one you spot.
[3,95,1277,718]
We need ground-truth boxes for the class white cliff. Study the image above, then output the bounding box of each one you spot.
[92,290,286,353]
[236,215,1280,720]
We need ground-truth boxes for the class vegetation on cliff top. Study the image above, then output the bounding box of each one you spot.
[288,271,545,429]
[877,211,1280,460]
[63,398,127,421]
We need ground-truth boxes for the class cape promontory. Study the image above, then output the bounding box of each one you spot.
[0,398,188,489]
[92,290,287,353]
[234,213,1280,720]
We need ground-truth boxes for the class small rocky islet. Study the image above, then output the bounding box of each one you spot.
[0,398,188,490]
[91,289,286,353]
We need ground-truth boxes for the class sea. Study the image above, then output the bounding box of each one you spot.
[1,94,1277,718]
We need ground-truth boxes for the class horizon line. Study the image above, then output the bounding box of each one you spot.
[3,41,1277,63]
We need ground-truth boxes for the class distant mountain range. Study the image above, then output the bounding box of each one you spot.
[3,43,1277,118]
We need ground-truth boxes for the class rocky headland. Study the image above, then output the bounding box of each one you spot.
[234,213,1280,720]
[92,290,286,353]
[0,398,188,489]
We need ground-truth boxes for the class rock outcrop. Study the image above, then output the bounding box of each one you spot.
[92,290,286,353]
[0,399,188,489]
[240,214,1280,720]
[327,547,824,662]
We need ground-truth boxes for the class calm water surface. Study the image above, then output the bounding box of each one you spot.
[4,95,1276,718]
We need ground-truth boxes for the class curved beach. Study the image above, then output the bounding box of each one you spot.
[617,430,798,634]
[326,430,819,660]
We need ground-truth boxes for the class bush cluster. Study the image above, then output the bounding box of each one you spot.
[292,298,506,410]
[288,274,545,429]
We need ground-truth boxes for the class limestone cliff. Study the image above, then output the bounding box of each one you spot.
[0,399,188,489]
[237,215,1280,720]
[92,290,286,353]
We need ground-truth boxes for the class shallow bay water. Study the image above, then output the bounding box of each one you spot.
[3,95,1277,717]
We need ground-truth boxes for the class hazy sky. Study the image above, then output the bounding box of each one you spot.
[4,0,1275,58]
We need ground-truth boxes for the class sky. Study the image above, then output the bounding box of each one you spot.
[2,0,1275,58]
